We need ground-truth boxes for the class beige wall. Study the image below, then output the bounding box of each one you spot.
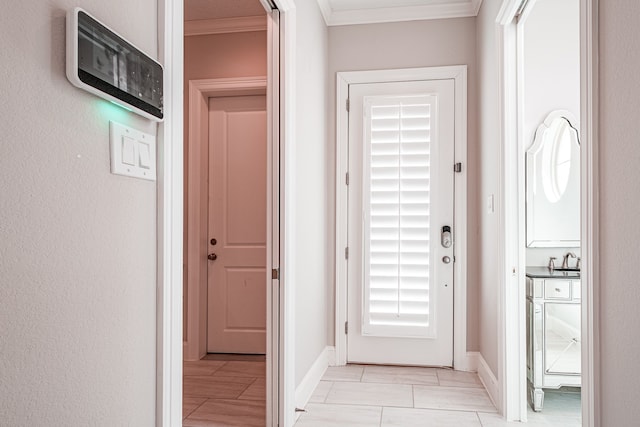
[599,0,640,423]
[0,1,157,425]
[476,0,502,376]
[328,17,480,352]
[293,0,332,386]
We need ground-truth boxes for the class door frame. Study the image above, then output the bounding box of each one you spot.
[495,0,600,423]
[334,66,470,370]
[184,77,267,361]
[157,0,298,426]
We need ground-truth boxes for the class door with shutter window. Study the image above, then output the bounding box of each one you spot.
[347,79,455,366]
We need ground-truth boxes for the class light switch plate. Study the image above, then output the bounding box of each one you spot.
[109,121,156,181]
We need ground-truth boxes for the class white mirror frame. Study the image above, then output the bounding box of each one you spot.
[526,110,581,247]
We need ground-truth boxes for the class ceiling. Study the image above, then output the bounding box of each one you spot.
[184,0,265,21]
[317,0,483,26]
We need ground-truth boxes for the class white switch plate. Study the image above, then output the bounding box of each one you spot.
[109,121,156,181]
[487,194,495,214]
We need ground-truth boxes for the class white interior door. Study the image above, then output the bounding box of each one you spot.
[207,95,267,354]
[347,80,455,366]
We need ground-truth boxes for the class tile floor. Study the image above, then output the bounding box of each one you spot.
[295,364,581,427]
[182,356,265,426]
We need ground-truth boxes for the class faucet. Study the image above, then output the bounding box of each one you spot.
[561,252,577,269]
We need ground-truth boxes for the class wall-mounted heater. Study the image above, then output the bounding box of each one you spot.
[66,8,163,121]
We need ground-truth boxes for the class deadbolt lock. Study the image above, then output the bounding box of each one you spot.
[210,238,217,245]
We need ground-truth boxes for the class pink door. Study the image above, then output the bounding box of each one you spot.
[207,95,267,354]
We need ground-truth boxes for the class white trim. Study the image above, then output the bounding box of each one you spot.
[159,0,297,424]
[315,0,333,25]
[316,0,482,26]
[294,346,333,409]
[184,77,267,363]
[462,351,480,372]
[157,0,184,425]
[273,2,297,427]
[580,0,600,425]
[496,0,599,424]
[184,16,267,37]
[478,353,500,410]
[335,66,468,370]
[265,10,280,427]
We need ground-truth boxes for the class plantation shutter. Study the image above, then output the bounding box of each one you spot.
[362,94,437,338]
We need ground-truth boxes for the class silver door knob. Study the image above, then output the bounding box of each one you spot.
[208,253,217,261]
[442,256,451,264]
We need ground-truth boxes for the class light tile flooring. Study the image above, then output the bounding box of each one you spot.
[295,364,581,427]
[182,356,265,426]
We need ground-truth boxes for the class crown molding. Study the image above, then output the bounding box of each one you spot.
[184,15,267,36]
[317,0,483,26]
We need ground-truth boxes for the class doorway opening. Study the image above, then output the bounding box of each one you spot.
[497,0,598,424]
[181,1,281,426]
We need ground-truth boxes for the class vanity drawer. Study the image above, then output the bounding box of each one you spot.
[544,280,571,300]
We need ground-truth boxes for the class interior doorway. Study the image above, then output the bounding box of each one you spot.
[497,0,597,424]
[181,1,277,425]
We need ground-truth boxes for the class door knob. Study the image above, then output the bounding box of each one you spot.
[208,253,217,261]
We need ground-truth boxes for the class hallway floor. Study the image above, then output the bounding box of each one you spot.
[182,356,265,426]
[294,364,581,427]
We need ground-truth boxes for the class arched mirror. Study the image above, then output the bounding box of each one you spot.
[526,110,580,247]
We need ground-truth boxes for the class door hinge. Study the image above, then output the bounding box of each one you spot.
[454,162,462,173]
[345,247,349,260]
[271,268,280,280]
[345,172,349,186]
[346,98,350,112]
[345,321,349,334]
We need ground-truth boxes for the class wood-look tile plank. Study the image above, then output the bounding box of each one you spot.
[295,403,382,427]
[183,375,254,399]
[309,381,333,403]
[212,361,266,378]
[183,398,265,426]
[238,377,266,401]
[381,407,482,426]
[183,361,227,376]
[183,397,207,420]
[436,369,484,388]
[325,381,413,407]
[413,385,496,413]
[362,365,438,385]
[321,365,364,382]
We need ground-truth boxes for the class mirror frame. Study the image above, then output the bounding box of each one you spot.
[526,110,581,247]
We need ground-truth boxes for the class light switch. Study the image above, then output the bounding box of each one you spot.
[110,121,156,181]
[122,136,136,166]
[138,142,151,169]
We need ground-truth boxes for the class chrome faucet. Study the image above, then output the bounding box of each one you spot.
[561,252,577,269]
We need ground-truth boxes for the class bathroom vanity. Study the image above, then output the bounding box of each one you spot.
[526,267,581,411]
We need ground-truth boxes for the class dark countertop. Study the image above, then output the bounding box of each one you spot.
[526,266,581,279]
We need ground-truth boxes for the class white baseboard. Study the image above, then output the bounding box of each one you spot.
[455,351,479,372]
[295,346,334,409]
[477,353,500,410]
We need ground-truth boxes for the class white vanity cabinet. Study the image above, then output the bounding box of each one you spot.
[526,270,581,412]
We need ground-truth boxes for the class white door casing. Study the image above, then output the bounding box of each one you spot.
[347,80,455,366]
[207,95,267,354]
[335,66,468,370]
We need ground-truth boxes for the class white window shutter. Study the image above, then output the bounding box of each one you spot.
[362,95,437,338]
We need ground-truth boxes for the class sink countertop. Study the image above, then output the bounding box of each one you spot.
[526,266,580,279]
